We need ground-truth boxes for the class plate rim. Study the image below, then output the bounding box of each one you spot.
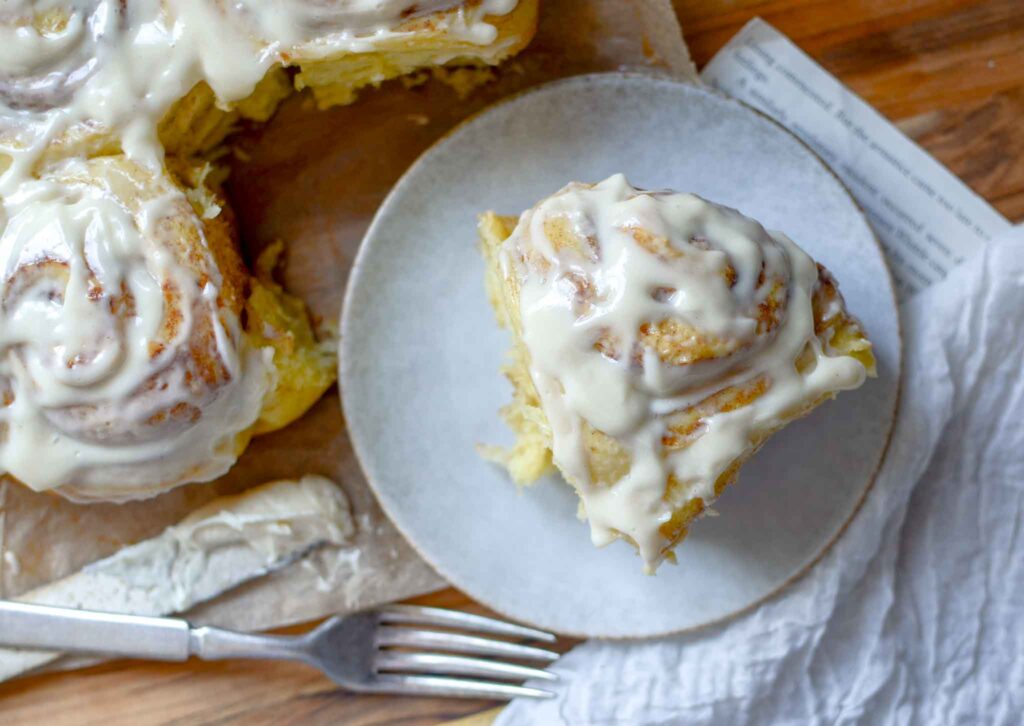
[339,71,903,639]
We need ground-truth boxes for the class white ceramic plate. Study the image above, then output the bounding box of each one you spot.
[340,73,900,638]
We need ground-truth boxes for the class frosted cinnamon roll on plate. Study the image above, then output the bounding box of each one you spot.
[340,73,899,636]
[479,174,875,572]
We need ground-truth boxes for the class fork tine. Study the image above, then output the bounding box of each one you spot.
[381,605,556,642]
[377,626,559,661]
[375,673,555,700]
[376,650,558,682]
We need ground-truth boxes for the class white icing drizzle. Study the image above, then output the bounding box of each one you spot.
[502,175,869,571]
[0,0,519,497]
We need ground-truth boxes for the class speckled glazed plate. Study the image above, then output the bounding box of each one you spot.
[340,73,900,638]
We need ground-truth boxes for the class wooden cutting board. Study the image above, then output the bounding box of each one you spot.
[2,1,1023,723]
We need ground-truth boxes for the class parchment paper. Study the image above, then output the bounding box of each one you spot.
[0,0,696,639]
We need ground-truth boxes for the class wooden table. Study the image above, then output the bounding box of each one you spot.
[3,1,1023,724]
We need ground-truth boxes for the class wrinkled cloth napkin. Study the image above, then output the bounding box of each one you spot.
[501,227,1024,724]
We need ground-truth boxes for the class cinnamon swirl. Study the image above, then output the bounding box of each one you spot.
[480,175,875,573]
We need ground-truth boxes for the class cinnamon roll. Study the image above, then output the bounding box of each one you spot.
[0,154,267,500]
[480,175,876,573]
[0,1,119,173]
[0,0,121,113]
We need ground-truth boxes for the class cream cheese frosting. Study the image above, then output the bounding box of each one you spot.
[0,0,519,497]
[500,175,870,570]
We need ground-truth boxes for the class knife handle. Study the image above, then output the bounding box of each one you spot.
[0,600,190,661]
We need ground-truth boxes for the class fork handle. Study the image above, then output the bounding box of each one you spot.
[190,626,313,663]
[0,600,191,661]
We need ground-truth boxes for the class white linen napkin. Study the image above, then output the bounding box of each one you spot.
[500,226,1024,724]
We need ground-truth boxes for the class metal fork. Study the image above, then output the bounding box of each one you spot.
[0,601,559,699]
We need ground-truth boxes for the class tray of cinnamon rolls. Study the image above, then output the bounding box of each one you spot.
[0,0,538,501]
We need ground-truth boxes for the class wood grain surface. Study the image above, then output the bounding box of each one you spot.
[3,1,1024,724]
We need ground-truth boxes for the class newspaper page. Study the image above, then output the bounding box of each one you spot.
[702,18,1011,300]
